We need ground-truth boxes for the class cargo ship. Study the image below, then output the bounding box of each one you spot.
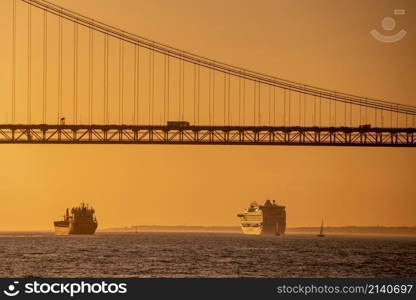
[54,203,98,235]
[237,200,286,235]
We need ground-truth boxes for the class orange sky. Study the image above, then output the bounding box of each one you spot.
[0,0,415,230]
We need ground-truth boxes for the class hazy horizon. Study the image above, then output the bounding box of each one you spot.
[2,223,416,233]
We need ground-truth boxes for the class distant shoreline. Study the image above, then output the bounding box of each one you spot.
[101,225,416,236]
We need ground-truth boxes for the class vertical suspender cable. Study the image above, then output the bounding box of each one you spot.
[273,87,276,126]
[119,40,124,125]
[208,69,211,125]
[12,0,16,124]
[253,81,257,126]
[148,49,152,124]
[242,79,245,126]
[107,37,110,124]
[89,26,93,124]
[257,81,260,126]
[193,63,196,125]
[288,90,291,126]
[268,85,271,126]
[228,75,231,125]
[303,93,306,127]
[197,65,200,124]
[133,45,137,124]
[182,57,185,121]
[381,108,385,128]
[390,105,393,128]
[43,10,47,124]
[328,97,331,126]
[104,34,108,124]
[118,42,122,124]
[58,12,62,124]
[228,74,232,126]
[147,46,155,125]
[212,71,216,125]
[152,48,155,124]
[27,3,32,124]
[345,99,347,127]
[223,73,226,126]
[365,100,368,125]
[167,55,170,124]
[238,77,241,125]
[319,94,322,127]
[136,46,140,124]
[298,92,301,126]
[177,57,181,121]
[164,55,167,125]
[334,93,337,126]
[396,105,399,128]
[404,113,407,128]
[164,55,168,124]
[283,89,286,126]
[73,23,78,124]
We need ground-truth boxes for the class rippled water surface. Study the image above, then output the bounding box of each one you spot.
[0,232,415,277]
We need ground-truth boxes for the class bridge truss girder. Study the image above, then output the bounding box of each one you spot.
[0,125,414,147]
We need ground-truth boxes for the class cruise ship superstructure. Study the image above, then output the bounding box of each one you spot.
[237,200,286,235]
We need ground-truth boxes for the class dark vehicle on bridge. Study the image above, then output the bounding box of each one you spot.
[167,121,190,127]
[359,124,371,129]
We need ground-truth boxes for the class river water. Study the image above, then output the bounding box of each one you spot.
[0,232,415,277]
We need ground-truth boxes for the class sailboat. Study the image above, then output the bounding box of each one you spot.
[317,220,325,237]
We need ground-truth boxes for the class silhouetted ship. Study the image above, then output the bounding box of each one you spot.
[237,200,286,235]
[54,203,98,235]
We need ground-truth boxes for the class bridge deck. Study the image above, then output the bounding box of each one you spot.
[0,125,415,147]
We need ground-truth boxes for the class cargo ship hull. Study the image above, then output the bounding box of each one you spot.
[54,221,97,235]
[54,203,98,235]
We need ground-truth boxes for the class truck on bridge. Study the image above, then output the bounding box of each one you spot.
[167,121,190,127]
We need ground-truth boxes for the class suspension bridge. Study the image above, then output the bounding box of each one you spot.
[1,0,415,146]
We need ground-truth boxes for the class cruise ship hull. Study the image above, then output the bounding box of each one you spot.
[240,224,281,235]
[241,226,262,235]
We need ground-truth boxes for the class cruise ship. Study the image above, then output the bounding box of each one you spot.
[54,203,98,235]
[237,200,286,235]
